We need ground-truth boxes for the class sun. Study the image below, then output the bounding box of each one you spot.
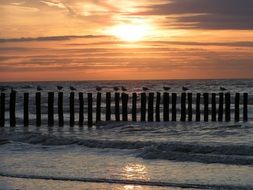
[109,23,152,42]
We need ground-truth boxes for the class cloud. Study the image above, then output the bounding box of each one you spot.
[136,0,253,29]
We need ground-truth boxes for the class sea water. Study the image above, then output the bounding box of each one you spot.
[0,79,253,190]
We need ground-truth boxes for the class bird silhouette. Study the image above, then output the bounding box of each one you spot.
[220,87,227,91]
[37,86,43,91]
[70,86,76,91]
[121,86,127,91]
[163,87,171,91]
[113,87,119,91]
[57,86,63,91]
[96,86,102,91]
[142,87,149,91]
[182,86,189,91]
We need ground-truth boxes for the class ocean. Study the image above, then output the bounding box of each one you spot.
[0,79,253,190]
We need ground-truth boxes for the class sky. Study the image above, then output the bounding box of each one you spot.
[0,0,253,81]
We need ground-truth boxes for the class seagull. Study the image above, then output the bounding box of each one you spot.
[96,86,102,91]
[70,86,76,91]
[163,87,171,91]
[121,86,127,91]
[113,87,119,91]
[57,86,63,91]
[37,86,43,91]
[142,87,149,91]
[220,87,227,91]
[182,86,189,91]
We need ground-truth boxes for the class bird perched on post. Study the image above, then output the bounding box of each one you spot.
[121,86,127,92]
[70,86,76,91]
[220,87,227,91]
[113,87,119,91]
[96,86,102,91]
[163,87,171,91]
[142,87,149,91]
[182,86,189,91]
[37,86,42,91]
[57,86,63,91]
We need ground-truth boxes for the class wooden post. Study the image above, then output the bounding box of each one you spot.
[36,92,41,126]
[132,93,137,122]
[115,93,120,121]
[196,93,201,122]
[96,92,101,123]
[79,92,84,126]
[234,93,240,122]
[10,91,16,127]
[225,93,231,122]
[156,92,161,122]
[163,92,169,121]
[88,93,93,127]
[58,92,64,127]
[106,92,111,121]
[70,92,75,126]
[218,93,224,122]
[148,93,154,122]
[181,93,186,122]
[48,92,54,126]
[203,93,209,122]
[243,93,248,122]
[0,93,5,127]
[188,93,192,122]
[23,93,29,126]
[172,93,177,121]
[141,93,146,122]
[211,93,216,122]
[122,93,128,121]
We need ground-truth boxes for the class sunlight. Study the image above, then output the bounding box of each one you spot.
[109,22,152,42]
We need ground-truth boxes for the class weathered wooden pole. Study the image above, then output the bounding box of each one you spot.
[36,92,41,126]
[10,90,16,127]
[172,93,177,121]
[196,93,201,122]
[106,92,111,121]
[188,93,192,121]
[218,93,224,122]
[0,93,5,127]
[96,92,101,123]
[243,93,248,122]
[122,93,128,121]
[156,92,161,122]
[132,93,137,122]
[48,92,54,126]
[58,92,64,127]
[203,93,209,122]
[115,93,120,121]
[88,93,93,127]
[148,93,154,122]
[181,93,186,122]
[23,93,29,126]
[234,93,240,122]
[141,93,146,122]
[79,92,84,126]
[163,92,169,121]
[70,92,75,126]
[211,93,216,122]
[225,93,231,122]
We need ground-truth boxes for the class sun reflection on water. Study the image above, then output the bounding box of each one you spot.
[122,163,149,181]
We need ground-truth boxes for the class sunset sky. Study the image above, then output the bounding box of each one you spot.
[1,0,253,81]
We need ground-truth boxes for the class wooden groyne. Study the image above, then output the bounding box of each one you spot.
[0,92,249,127]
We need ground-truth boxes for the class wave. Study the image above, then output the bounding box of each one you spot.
[1,131,253,166]
[0,172,251,190]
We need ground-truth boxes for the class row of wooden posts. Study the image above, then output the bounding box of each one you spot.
[0,92,249,127]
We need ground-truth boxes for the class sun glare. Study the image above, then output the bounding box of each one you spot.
[109,23,152,42]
